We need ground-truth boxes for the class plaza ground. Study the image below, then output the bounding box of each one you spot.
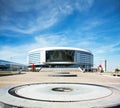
[0,71,120,88]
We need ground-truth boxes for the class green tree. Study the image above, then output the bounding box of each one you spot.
[100,68,104,73]
[115,68,119,73]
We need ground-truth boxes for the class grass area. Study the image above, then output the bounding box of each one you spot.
[101,72,113,75]
[102,71,113,73]
[0,71,21,76]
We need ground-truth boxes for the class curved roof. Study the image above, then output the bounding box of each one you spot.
[29,47,92,54]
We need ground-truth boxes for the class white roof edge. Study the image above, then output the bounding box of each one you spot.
[28,47,92,54]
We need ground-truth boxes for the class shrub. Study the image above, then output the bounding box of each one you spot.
[115,68,119,73]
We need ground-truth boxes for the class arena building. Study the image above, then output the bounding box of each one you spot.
[28,47,93,71]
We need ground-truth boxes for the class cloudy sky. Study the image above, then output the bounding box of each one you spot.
[0,0,120,71]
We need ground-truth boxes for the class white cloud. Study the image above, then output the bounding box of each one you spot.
[94,42,120,55]
[82,19,103,31]
[0,34,69,64]
[75,0,94,12]
[93,42,120,71]
[35,34,69,47]
[0,33,120,72]
[0,0,94,34]
[0,46,27,64]
[0,33,95,64]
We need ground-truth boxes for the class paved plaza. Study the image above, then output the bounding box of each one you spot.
[0,71,120,88]
[0,71,120,108]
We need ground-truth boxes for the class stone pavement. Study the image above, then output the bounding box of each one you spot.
[0,72,120,88]
[0,71,120,108]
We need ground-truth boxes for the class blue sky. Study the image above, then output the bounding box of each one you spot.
[0,0,120,71]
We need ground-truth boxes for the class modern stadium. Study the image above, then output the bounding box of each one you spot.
[28,47,93,71]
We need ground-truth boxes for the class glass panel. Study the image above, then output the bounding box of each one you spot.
[46,50,75,62]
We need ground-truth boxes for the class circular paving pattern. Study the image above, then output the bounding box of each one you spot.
[48,74,77,77]
[8,83,113,102]
[0,83,120,108]
[52,87,73,92]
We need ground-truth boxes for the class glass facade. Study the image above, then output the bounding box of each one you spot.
[46,50,75,62]
[28,48,93,70]
[29,52,40,65]
[0,60,27,71]
[75,51,93,70]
